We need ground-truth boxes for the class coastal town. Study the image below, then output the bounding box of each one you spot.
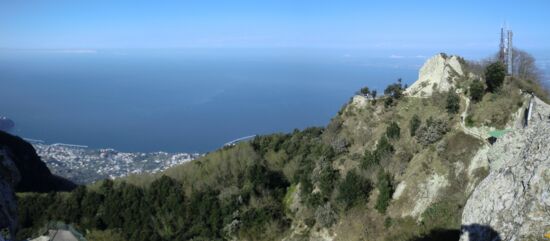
[32,142,201,184]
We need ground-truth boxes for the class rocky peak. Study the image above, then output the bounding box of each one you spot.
[405,53,465,97]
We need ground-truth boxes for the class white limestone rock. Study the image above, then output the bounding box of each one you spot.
[460,97,550,241]
[405,53,465,97]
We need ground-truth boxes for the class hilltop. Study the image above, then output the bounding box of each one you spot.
[9,51,550,241]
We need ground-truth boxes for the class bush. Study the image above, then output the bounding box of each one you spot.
[383,79,404,108]
[362,136,394,170]
[315,159,339,197]
[315,203,337,228]
[360,86,370,96]
[445,90,460,114]
[469,79,485,102]
[409,114,421,137]
[337,170,372,210]
[384,81,404,100]
[362,150,377,169]
[384,97,394,108]
[415,117,449,146]
[375,171,393,214]
[376,136,395,155]
[465,115,474,127]
[485,62,506,92]
[386,122,401,140]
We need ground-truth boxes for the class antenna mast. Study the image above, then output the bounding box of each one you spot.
[499,24,513,76]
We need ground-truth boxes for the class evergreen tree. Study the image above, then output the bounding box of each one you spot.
[446,90,460,114]
[469,79,485,102]
[485,62,506,92]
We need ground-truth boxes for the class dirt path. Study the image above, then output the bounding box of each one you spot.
[459,95,486,140]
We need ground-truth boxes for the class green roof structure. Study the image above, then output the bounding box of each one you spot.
[488,129,511,138]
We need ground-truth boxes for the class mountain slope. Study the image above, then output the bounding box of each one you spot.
[14,52,549,241]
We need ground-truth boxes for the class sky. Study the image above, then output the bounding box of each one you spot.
[0,0,549,51]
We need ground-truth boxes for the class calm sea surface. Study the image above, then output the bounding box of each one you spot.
[1,49,547,152]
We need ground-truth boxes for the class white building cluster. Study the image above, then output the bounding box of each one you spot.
[32,143,201,184]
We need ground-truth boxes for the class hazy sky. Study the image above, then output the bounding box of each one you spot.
[1,0,549,50]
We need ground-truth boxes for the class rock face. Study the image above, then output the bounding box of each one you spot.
[0,131,77,240]
[0,148,21,240]
[0,131,76,192]
[405,53,465,97]
[460,97,550,241]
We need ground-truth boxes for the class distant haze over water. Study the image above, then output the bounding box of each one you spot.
[1,48,548,152]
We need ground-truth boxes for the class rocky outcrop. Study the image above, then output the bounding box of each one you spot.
[0,148,21,240]
[0,131,77,240]
[460,97,550,241]
[404,53,465,97]
[0,131,76,192]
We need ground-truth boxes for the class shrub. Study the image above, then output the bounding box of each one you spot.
[421,200,461,230]
[465,115,474,127]
[415,117,449,146]
[315,203,337,228]
[469,79,485,102]
[384,80,404,100]
[376,136,394,156]
[384,97,394,108]
[315,159,339,197]
[362,136,395,170]
[445,90,460,114]
[337,170,372,210]
[386,122,401,140]
[383,79,404,108]
[409,114,421,137]
[485,62,506,92]
[375,171,393,214]
[362,150,377,170]
[360,86,370,96]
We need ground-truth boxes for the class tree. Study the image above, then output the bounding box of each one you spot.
[386,122,400,140]
[384,82,403,100]
[445,90,460,114]
[375,171,393,214]
[415,117,449,146]
[360,87,370,96]
[512,49,541,81]
[469,79,485,102]
[337,170,372,210]
[485,62,506,92]
[383,79,404,108]
[316,159,339,197]
[362,136,394,170]
[409,114,421,137]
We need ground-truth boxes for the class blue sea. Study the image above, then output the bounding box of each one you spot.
[1,48,548,152]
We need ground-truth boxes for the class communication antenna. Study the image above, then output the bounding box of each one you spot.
[499,22,513,76]
[507,30,513,75]
[499,26,506,63]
